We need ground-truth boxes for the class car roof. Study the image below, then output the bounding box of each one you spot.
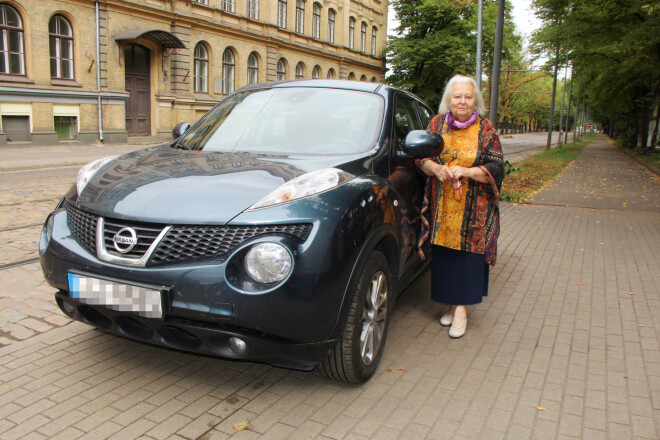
[236,79,398,95]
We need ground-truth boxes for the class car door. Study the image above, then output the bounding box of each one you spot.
[389,94,428,274]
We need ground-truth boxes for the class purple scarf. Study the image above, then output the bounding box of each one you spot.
[446,110,479,130]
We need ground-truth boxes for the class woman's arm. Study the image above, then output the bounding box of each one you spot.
[448,165,489,183]
[419,159,455,182]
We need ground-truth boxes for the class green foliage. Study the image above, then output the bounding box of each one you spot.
[530,0,660,145]
[386,0,521,109]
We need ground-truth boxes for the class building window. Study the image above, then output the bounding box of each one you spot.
[49,15,73,80]
[295,62,304,79]
[295,0,304,34]
[312,3,321,39]
[54,116,76,140]
[222,48,235,94]
[327,9,335,44]
[360,22,367,53]
[194,43,208,93]
[247,52,258,85]
[348,72,355,80]
[371,26,377,56]
[278,0,287,28]
[192,0,208,4]
[348,17,355,50]
[0,4,25,75]
[370,76,377,83]
[312,65,320,79]
[247,0,259,20]
[360,74,367,82]
[222,0,235,13]
[276,58,286,80]
[327,68,335,79]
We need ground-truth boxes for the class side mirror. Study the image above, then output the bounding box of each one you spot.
[172,122,191,140]
[403,130,444,159]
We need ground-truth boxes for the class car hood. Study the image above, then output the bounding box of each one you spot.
[75,145,371,224]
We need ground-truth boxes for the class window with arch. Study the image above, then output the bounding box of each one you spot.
[348,72,355,80]
[247,52,258,85]
[370,76,377,83]
[0,4,25,75]
[49,15,74,80]
[222,48,235,94]
[295,62,304,79]
[371,26,377,56]
[360,74,367,82]
[348,17,355,50]
[312,3,321,39]
[222,0,235,13]
[276,58,286,80]
[247,0,259,19]
[327,68,335,79]
[327,9,335,44]
[360,22,367,53]
[312,65,321,79]
[295,0,305,34]
[277,0,287,28]
[193,43,209,93]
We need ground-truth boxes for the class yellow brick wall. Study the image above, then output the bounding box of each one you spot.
[2,0,388,143]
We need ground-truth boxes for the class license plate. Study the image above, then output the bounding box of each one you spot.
[68,273,163,319]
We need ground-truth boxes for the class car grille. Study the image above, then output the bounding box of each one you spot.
[65,201,97,254]
[64,201,312,266]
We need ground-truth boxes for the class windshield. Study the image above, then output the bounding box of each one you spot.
[177,87,384,154]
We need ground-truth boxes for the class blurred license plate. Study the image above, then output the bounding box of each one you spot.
[68,273,163,319]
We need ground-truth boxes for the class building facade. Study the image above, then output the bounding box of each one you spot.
[0,0,388,145]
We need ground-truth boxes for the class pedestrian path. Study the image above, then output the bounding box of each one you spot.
[0,135,658,439]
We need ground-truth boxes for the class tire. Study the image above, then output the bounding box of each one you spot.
[317,251,392,384]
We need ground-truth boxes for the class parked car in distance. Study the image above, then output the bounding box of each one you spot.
[39,80,442,383]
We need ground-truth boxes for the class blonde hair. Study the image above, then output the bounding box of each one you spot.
[438,75,486,116]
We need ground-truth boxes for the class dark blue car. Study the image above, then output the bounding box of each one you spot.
[39,80,442,383]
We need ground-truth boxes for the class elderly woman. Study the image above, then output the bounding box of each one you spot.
[417,74,504,338]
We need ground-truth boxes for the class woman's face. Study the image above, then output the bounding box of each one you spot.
[449,82,476,122]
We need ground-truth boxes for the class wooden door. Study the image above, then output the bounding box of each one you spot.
[124,44,151,136]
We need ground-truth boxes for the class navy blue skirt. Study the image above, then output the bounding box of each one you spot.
[431,245,489,305]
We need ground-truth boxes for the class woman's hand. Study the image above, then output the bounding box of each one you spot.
[449,165,488,183]
[433,164,455,183]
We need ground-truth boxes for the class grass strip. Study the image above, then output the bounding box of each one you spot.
[501,134,596,202]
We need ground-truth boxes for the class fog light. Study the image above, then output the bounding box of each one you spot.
[61,300,75,315]
[229,336,247,355]
[244,242,292,284]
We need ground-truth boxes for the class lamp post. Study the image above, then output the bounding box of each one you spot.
[489,0,505,128]
[476,0,483,89]
[545,41,560,150]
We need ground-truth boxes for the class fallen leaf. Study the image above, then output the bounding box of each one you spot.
[577,283,584,286]
[638,325,645,328]
[628,292,635,295]
[387,369,392,372]
[396,367,404,371]
[233,422,250,431]
[537,407,548,412]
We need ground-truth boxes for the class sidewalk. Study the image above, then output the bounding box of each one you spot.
[0,134,659,439]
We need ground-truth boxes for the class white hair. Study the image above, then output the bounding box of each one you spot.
[438,75,486,116]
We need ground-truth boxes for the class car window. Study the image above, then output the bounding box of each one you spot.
[394,96,422,149]
[178,88,384,155]
[415,102,435,129]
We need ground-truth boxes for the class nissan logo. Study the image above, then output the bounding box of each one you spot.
[112,227,138,253]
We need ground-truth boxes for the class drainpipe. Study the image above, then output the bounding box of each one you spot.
[95,2,104,142]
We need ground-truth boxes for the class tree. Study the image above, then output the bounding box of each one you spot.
[530,0,660,148]
[386,0,521,110]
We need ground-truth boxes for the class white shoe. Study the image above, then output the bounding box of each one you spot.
[448,323,466,339]
[440,314,454,327]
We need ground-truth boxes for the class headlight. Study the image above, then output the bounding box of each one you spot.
[248,168,354,210]
[76,156,118,195]
[39,214,55,255]
[244,243,292,284]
